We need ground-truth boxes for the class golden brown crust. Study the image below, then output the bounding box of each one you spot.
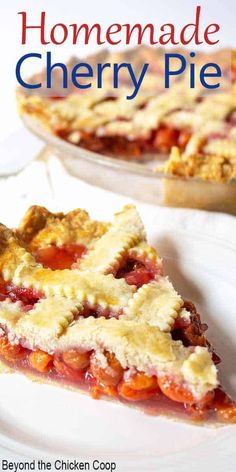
[17,205,110,251]
[160,146,236,183]
[17,206,64,244]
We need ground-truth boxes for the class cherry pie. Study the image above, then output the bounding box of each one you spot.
[0,205,235,423]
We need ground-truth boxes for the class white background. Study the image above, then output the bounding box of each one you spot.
[0,0,235,141]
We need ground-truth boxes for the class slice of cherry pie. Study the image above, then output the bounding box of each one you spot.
[0,205,235,424]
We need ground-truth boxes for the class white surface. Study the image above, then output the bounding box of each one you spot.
[0,152,235,470]
[0,128,43,175]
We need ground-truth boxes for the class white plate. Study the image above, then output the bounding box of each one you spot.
[0,223,235,471]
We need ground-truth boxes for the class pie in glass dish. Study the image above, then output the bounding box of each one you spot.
[17,47,236,162]
[0,204,235,424]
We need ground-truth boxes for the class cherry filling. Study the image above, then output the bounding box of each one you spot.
[0,277,43,309]
[115,256,161,288]
[124,268,154,288]
[171,301,221,365]
[0,336,235,422]
[152,127,191,153]
[77,305,112,319]
[118,373,159,402]
[172,301,208,347]
[117,261,155,288]
[59,125,192,158]
[34,240,160,290]
[226,109,236,126]
[35,244,87,270]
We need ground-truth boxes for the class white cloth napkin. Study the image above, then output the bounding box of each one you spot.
[0,151,235,255]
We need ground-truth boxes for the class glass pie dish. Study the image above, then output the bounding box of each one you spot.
[23,114,236,215]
